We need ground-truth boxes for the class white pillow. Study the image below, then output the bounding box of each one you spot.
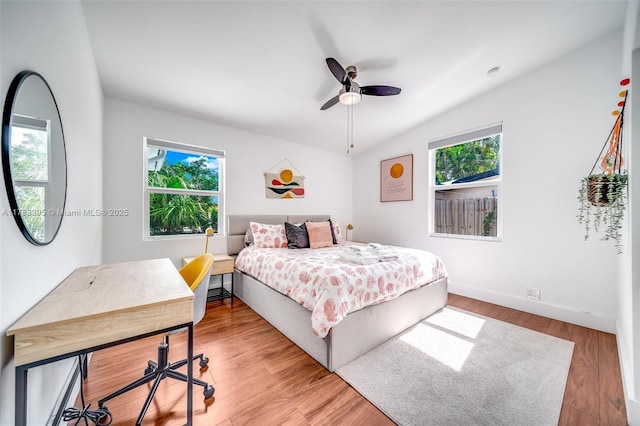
[249,222,288,248]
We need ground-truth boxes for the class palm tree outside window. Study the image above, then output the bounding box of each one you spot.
[144,137,225,238]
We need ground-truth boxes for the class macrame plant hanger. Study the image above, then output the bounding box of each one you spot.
[589,88,627,177]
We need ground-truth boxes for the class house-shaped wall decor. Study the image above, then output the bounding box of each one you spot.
[264,159,305,199]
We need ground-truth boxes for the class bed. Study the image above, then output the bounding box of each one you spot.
[227,214,449,372]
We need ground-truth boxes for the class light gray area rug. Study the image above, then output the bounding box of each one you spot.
[337,306,574,426]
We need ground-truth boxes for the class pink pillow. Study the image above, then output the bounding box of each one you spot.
[306,221,334,249]
[250,222,288,248]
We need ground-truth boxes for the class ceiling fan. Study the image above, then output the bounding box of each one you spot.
[320,57,401,110]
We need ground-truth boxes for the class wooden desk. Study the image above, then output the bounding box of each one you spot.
[6,258,195,426]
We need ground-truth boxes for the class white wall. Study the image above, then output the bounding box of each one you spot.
[616,3,640,424]
[353,31,623,333]
[103,97,353,267]
[0,1,103,425]
[621,44,640,426]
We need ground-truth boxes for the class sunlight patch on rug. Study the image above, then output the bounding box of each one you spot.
[399,323,474,371]
[425,305,486,338]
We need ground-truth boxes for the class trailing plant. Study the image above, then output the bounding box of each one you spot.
[577,173,627,254]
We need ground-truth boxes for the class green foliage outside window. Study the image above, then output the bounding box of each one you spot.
[11,130,48,180]
[11,129,48,241]
[149,156,219,236]
[435,135,500,184]
[149,157,218,191]
[15,186,46,241]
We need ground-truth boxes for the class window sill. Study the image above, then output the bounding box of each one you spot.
[143,233,225,242]
[430,232,501,242]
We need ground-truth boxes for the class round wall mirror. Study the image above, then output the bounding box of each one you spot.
[2,71,67,245]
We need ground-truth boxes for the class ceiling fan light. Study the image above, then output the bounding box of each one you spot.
[339,91,361,105]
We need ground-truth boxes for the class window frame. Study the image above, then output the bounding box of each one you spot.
[428,123,503,241]
[143,137,225,240]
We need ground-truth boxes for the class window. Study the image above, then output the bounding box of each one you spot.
[10,115,51,241]
[144,137,225,238]
[429,123,502,239]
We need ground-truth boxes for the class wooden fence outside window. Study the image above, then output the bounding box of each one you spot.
[434,197,498,237]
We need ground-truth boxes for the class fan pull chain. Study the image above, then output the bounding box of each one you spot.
[347,103,354,154]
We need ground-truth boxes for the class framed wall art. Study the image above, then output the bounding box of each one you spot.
[380,154,413,202]
[264,158,305,199]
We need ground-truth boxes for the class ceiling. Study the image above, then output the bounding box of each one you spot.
[81,1,628,155]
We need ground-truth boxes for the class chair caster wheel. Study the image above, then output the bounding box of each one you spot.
[199,357,209,368]
[203,384,215,398]
[96,404,110,425]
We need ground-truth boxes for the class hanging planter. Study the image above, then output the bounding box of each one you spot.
[577,78,629,254]
[586,173,627,206]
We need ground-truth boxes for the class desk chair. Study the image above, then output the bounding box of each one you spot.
[98,254,215,424]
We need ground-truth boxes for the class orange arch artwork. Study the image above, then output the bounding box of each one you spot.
[265,159,305,199]
[381,154,413,202]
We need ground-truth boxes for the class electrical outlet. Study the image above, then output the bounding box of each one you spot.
[526,288,541,301]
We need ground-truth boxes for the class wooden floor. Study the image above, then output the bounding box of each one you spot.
[75,294,628,425]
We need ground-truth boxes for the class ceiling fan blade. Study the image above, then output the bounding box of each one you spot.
[320,95,340,110]
[326,58,347,84]
[360,85,402,96]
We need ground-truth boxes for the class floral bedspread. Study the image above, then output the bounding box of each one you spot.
[234,243,448,338]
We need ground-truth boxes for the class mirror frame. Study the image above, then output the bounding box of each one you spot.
[2,70,68,246]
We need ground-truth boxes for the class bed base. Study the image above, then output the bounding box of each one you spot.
[234,270,448,371]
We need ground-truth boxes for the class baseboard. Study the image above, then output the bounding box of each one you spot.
[616,320,639,426]
[449,283,616,333]
[626,398,639,426]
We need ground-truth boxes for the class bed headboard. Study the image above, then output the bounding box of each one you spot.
[227,214,331,255]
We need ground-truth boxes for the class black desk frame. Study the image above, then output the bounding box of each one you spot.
[14,322,193,426]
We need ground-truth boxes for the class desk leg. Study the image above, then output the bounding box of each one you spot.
[187,323,193,426]
[82,353,88,379]
[15,365,27,426]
